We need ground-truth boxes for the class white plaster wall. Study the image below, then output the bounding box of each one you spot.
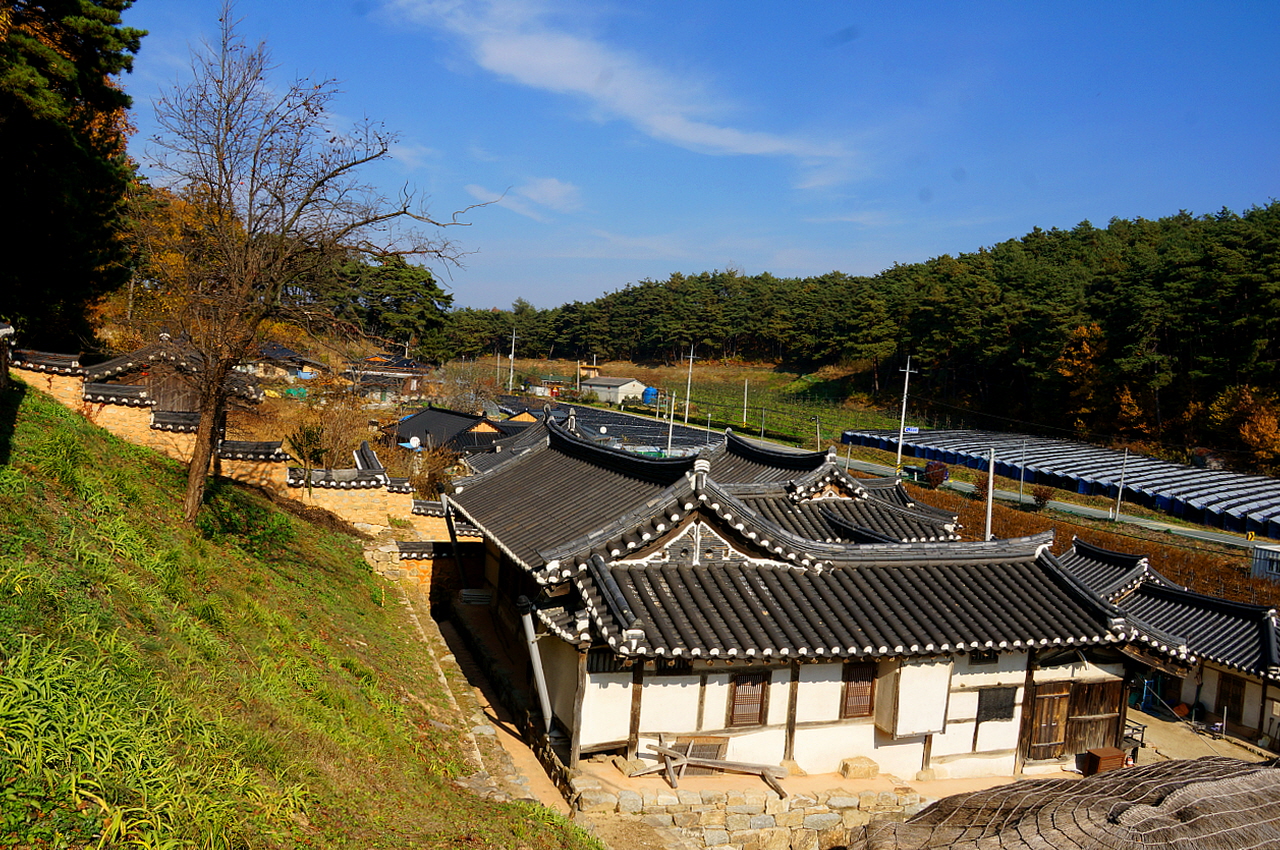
[767,675,789,726]
[893,658,952,736]
[1200,668,1219,710]
[1180,674,1199,706]
[579,672,632,748]
[869,731,927,779]
[790,723,875,774]
[952,652,1027,686]
[724,727,786,764]
[933,752,1018,779]
[795,662,843,723]
[639,675,701,734]
[1033,659,1123,684]
[539,637,581,724]
[1242,679,1263,729]
[702,672,730,730]
[932,685,1024,758]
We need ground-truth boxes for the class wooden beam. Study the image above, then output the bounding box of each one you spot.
[784,660,799,762]
[1013,649,1037,776]
[627,660,644,760]
[570,649,587,767]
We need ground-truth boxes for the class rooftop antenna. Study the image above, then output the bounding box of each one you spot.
[895,356,918,475]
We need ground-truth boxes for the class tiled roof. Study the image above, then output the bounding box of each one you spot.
[217,440,289,461]
[450,423,697,571]
[150,410,200,432]
[1121,583,1280,680]
[82,382,150,407]
[732,491,959,544]
[1059,538,1279,678]
[703,432,830,484]
[1057,537,1163,600]
[84,339,263,402]
[563,539,1120,659]
[286,467,385,489]
[12,349,84,375]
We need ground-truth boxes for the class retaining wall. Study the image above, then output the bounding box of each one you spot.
[571,777,923,850]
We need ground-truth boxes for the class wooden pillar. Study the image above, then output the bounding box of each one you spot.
[784,660,800,762]
[627,660,645,760]
[570,649,587,767]
[1013,649,1037,775]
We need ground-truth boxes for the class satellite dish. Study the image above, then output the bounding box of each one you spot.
[600,426,608,434]
[409,436,421,448]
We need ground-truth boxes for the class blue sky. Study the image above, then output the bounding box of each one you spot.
[120,1,1279,311]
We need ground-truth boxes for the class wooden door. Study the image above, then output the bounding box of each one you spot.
[1027,682,1071,760]
[1217,673,1246,726]
[1065,680,1124,753]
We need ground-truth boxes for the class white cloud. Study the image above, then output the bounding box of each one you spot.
[518,177,582,211]
[385,0,845,161]
[466,176,583,220]
[390,141,442,171]
[465,183,548,222]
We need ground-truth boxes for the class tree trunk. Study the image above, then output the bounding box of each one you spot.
[182,385,226,524]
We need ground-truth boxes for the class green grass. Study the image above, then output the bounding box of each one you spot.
[0,380,599,849]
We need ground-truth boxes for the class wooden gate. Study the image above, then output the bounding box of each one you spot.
[1027,682,1071,760]
[1064,680,1124,753]
[1025,680,1124,761]
[1217,673,1246,726]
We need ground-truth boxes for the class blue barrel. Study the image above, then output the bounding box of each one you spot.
[642,386,659,405]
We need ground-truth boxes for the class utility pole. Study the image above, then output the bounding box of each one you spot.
[667,392,676,454]
[1112,448,1130,520]
[812,416,822,450]
[742,378,748,425]
[985,447,996,541]
[1019,439,1027,505]
[684,343,695,424]
[506,328,516,393]
[895,356,918,475]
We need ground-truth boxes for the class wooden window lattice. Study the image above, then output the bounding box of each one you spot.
[728,671,769,727]
[840,662,877,718]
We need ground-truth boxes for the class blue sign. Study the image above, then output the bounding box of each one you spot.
[904,426,920,434]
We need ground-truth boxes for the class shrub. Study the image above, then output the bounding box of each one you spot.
[1031,485,1055,511]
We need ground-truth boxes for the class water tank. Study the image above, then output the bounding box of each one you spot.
[642,386,659,405]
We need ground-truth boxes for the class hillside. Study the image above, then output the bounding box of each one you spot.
[0,379,598,849]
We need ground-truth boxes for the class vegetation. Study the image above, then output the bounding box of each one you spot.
[0,0,143,348]
[445,204,1280,471]
[0,378,597,849]
[129,12,471,524]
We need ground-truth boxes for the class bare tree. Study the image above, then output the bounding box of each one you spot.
[136,8,472,523]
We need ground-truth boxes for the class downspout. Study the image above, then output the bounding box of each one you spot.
[518,595,555,735]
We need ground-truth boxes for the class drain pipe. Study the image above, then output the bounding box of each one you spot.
[518,595,555,735]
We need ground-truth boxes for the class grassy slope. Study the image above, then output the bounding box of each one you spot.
[0,379,597,850]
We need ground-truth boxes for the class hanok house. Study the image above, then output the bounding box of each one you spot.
[240,341,326,382]
[346,353,433,404]
[444,416,1136,781]
[1060,537,1280,741]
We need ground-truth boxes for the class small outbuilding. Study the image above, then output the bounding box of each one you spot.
[580,376,646,404]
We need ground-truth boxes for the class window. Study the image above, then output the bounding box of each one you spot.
[728,671,770,727]
[976,687,1017,722]
[840,662,877,718]
[968,649,998,665]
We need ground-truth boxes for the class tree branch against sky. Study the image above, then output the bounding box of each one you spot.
[138,5,473,523]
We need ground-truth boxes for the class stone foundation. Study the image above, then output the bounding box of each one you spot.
[568,778,925,850]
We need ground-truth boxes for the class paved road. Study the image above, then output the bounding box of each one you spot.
[842,457,1253,550]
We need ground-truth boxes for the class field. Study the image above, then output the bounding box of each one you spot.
[506,357,902,449]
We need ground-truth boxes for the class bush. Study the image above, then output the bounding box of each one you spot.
[1031,485,1055,511]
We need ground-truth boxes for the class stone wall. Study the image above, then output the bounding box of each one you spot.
[570,778,925,850]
